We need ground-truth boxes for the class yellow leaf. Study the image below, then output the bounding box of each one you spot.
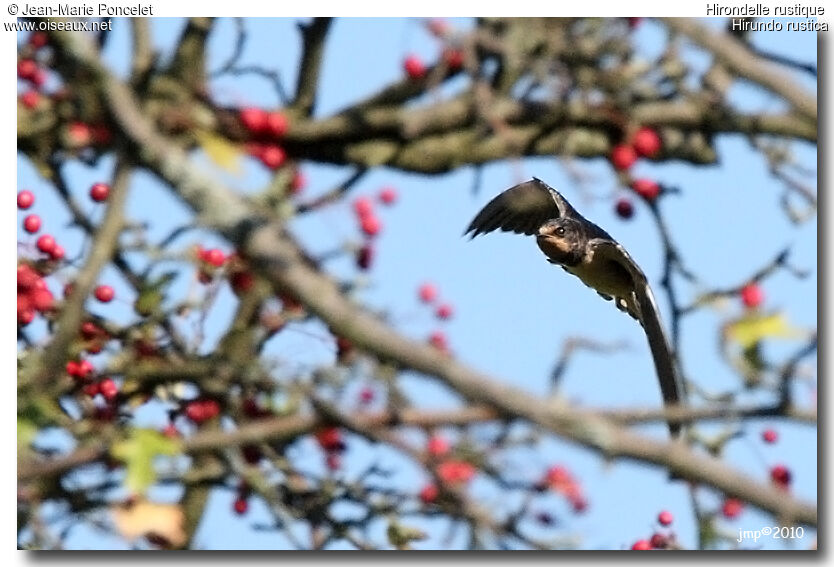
[726,312,805,349]
[195,130,242,174]
[111,428,182,494]
[112,499,186,548]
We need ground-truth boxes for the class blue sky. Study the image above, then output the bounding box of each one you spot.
[18,18,817,550]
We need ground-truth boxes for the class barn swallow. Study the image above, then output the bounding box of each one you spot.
[465,177,685,436]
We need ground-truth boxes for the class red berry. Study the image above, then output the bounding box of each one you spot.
[77,359,94,378]
[721,498,743,519]
[435,303,454,320]
[352,197,374,218]
[633,127,662,158]
[185,399,220,424]
[67,121,93,147]
[239,107,268,133]
[85,340,104,354]
[360,215,382,237]
[241,444,262,465]
[66,360,79,377]
[17,190,34,209]
[204,248,225,267]
[631,539,652,550]
[90,124,113,145]
[290,170,306,195]
[419,483,438,503]
[657,510,673,526]
[258,144,286,169]
[418,282,438,303]
[615,198,634,219]
[628,17,643,29]
[544,465,574,490]
[378,186,398,205]
[83,382,100,397]
[94,285,115,303]
[18,307,35,325]
[36,234,56,254]
[30,68,46,88]
[230,270,255,295]
[80,321,101,340]
[611,144,638,170]
[266,111,289,137]
[436,460,476,484]
[17,293,32,314]
[403,55,427,80]
[442,48,464,71]
[18,265,39,291]
[99,378,119,401]
[20,91,40,109]
[31,288,54,311]
[631,178,661,201]
[426,18,449,37]
[740,283,764,309]
[49,244,65,261]
[427,435,450,457]
[762,429,778,444]
[28,31,48,49]
[358,386,375,404]
[356,243,374,271]
[23,214,41,233]
[428,330,448,351]
[315,427,344,452]
[89,182,110,202]
[650,533,667,549]
[770,464,791,488]
[17,59,37,81]
[233,498,249,515]
[163,423,179,438]
[570,494,589,514]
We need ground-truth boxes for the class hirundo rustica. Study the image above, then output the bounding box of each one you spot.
[465,177,685,436]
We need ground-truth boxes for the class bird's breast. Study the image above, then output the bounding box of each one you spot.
[564,260,633,298]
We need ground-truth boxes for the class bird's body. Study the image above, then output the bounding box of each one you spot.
[465,177,685,436]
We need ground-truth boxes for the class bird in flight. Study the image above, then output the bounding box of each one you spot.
[465,177,685,436]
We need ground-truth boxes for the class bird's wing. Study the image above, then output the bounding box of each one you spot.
[464,178,579,238]
[588,238,685,436]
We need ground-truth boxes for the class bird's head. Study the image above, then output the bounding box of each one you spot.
[536,218,585,266]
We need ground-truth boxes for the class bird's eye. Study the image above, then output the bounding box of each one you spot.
[555,227,566,237]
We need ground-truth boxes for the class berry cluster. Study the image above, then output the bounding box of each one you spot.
[630,510,676,550]
[239,107,290,170]
[17,263,55,325]
[416,282,455,353]
[351,186,398,271]
[610,127,665,220]
[402,19,465,81]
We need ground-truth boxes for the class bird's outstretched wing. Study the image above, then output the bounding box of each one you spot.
[588,238,685,437]
[464,178,579,237]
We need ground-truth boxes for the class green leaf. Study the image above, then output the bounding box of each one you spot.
[111,428,182,494]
